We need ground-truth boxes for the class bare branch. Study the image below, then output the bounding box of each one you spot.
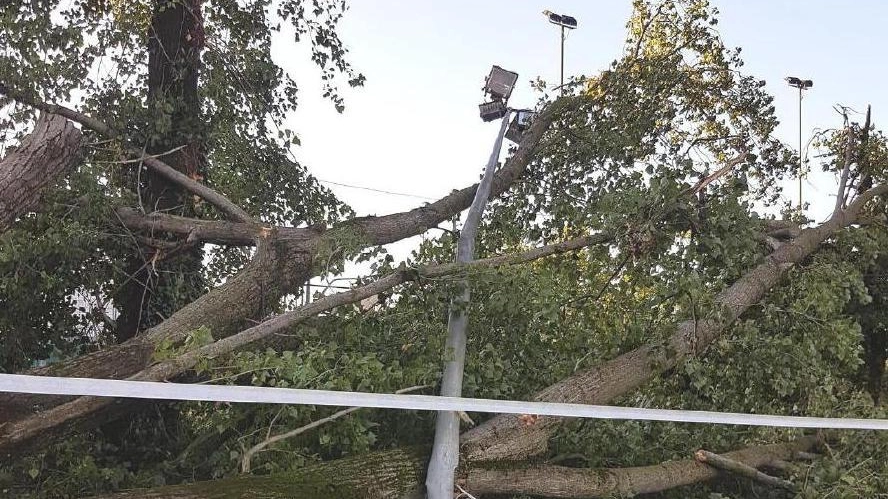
[834,113,855,215]
[98,144,187,165]
[115,208,314,246]
[0,83,253,223]
[687,152,749,195]
[695,449,797,491]
[240,384,430,473]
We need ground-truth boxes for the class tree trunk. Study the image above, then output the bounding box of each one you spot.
[89,438,818,498]
[92,447,429,499]
[115,0,207,342]
[0,240,314,456]
[466,436,818,498]
[0,112,81,232]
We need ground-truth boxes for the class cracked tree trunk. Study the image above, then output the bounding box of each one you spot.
[0,112,81,233]
[114,0,206,342]
[115,0,208,342]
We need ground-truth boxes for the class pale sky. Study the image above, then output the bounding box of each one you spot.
[277,1,888,229]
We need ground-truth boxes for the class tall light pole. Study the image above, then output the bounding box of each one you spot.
[786,76,813,211]
[543,10,578,95]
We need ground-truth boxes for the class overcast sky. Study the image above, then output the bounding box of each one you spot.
[277,1,888,228]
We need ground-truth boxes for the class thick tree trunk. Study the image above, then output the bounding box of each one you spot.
[466,436,818,498]
[92,447,429,499]
[116,0,207,342]
[0,113,81,232]
[89,438,817,498]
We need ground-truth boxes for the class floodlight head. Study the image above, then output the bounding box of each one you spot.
[484,65,519,102]
[479,100,507,122]
[543,10,577,29]
[786,76,812,90]
[560,15,578,28]
[505,109,536,143]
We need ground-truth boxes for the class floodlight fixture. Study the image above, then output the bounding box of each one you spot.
[785,75,813,212]
[543,10,578,29]
[785,76,813,90]
[483,65,519,102]
[505,109,536,143]
[543,10,578,94]
[479,100,508,122]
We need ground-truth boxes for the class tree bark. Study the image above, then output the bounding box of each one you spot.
[92,447,429,499]
[694,449,796,491]
[115,0,207,342]
[0,112,81,232]
[465,436,818,498]
[89,438,818,498]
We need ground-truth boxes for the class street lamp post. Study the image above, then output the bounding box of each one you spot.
[785,76,813,211]
[543,10,578,95]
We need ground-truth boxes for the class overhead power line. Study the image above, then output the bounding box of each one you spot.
[317,178,435,201]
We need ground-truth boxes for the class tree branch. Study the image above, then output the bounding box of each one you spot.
[694,449,797,491]
[240,384,430,473]
[0,232,610,456]
[461,181,888,462]
[834,115,855,215]
[0,83,253,223]
[115,208,313,246]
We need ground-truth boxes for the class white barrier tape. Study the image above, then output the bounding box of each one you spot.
[2,373,887,430]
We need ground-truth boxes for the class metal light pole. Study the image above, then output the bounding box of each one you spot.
[786,76,813,211]
[543,10,578,95]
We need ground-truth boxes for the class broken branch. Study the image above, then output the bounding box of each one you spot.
[695,448,797,491]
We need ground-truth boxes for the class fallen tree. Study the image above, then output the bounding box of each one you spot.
[89,437,821,498]
[2,1,886,498]
[0,86,570,452]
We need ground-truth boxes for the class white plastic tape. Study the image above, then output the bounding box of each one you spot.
[2,373,888,430]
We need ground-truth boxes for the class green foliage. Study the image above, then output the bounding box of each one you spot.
[0,0,359,363]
